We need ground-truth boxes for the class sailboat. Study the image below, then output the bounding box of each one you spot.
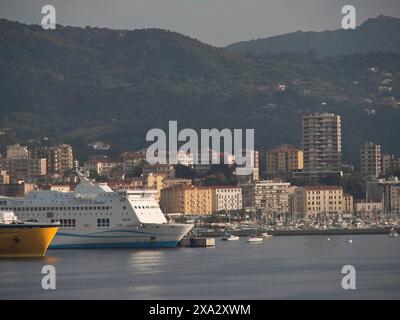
[247,210,263,243]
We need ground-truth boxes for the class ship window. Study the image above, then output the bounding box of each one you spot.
[60,219,76,228]
[97,218,110,227]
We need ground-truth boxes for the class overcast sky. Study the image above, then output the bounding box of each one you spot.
[1,0,399,46]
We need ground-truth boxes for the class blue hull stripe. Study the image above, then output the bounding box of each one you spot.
[49,241,179,249]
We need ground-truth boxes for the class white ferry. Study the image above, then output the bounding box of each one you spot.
[0,171,193,249]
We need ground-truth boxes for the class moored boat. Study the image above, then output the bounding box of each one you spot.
[247,235,263,243]
[389,228,398,237]
[259,232,273,239]
[221,232,239,241]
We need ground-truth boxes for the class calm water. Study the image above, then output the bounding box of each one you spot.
[1,235,399,299]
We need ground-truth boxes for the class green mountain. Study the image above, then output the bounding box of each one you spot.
[0,18,400,165]
[226,15,400,56]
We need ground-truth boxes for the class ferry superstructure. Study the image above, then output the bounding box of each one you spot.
[0,171,193,249]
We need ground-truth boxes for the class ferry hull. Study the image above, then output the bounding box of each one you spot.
[0,225,59,258]
[49,223,193,249]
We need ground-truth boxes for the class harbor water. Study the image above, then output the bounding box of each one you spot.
[1,234,399,299]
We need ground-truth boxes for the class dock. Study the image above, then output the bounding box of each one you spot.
[179,237,215,247]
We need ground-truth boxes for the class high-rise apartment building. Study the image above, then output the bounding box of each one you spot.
[48,144,74,174]
[302,113,342,175]
[360,142,381,177]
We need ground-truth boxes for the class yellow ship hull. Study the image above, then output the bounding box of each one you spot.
[0,224,59,258]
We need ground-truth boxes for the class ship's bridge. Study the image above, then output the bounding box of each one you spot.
[119,190,168,224]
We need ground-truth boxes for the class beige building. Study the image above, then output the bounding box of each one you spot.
[211,186,242,213]
[360,142,381,177]
[142,164,176,178]
[6,144,29,159]
[240,180,291,218]
[302,113,342,175]
[107,178,145,191]
[84,159,122,177]
[0,170,10,184]
[293,186,344,218]
[266,144,303,176]
[355,200,383,219]
[145,173,165,202]
[48,144,73,174]
[160,185,213,215]
[343,193,354,218]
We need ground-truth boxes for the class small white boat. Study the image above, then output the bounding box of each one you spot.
[247,236,263,243]
[345,238,353,243]
[221,233,239,241]
[389,228,398,237]
[259,232,273,239]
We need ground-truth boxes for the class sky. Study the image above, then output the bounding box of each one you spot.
[0,0,399,46]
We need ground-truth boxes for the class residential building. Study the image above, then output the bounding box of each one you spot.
[0,182,36,197]
[381,176,400,215]
[266,144,304,176]
[6,144,29,159]
[343,193,354,218]
[160,185,213,215]
[211,186,242,213]
[0,170,10,184]
[360,142,381,177]
[240,180,291,218]
[83,159,122,177]
[236,149,260,183]
[355,200,383,219]
[2,158,46,183]
[162,178,192,189]
[292,186,344,218]
[122,151,146,176]
[382,154,400,175]
[302,113,342,175]
[145,173,165,202]
[107,178,145,191]
[47,144,74,174]
[142,164,176,178]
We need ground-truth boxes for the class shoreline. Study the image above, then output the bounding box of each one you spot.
[197,227,398,237]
